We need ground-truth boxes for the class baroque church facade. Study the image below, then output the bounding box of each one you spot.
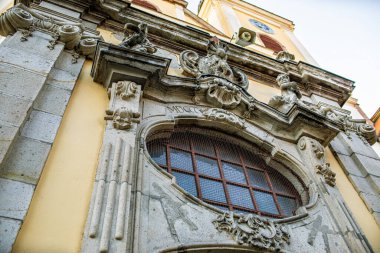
[0,0,379,252]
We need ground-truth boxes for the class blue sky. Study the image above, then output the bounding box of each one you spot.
[188,0,380,117]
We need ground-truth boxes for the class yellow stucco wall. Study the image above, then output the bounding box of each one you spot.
[326,147,380,252]
[12,61,109,252]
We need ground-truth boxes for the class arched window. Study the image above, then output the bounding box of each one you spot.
[147,127,302,218]
[259,34,284,53]
[132,0,162,13]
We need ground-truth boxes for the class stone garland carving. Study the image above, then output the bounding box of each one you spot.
[119,22,157,54]
[243,99,256,119]
[0,4,101,62]
[298,137,336,186]
[213,212,290,251]
[203,108,246,129]
[104,107,140,130]
[276,51,295,62]
[268,73,302,113]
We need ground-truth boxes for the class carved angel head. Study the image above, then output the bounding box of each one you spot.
[207,37,228,60]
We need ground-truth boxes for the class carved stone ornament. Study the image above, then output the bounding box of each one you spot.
[298,136,336,186]
[203,108,246,129]
[276,51,295,62]
[112,81,138,101]
[306,103,377,145]
[268,73,302,113]
[0,4,101,61]
[104,107,140,130]
[119,22,157,54]
[213,212,290,251]
[180,37,249,89]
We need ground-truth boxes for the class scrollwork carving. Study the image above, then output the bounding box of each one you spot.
[180,37,248,89]
[104,107,140,130]
[203,108,245,129]
[213,212,290,251]
[276,51,295,62]
[114,81,138,101]
[0,4,100,62]
[119,22,157,54]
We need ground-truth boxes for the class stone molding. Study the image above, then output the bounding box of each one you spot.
[298,136,336,186]
[0,4,101,61]
[213,212,290,251]
[202,108,246,129]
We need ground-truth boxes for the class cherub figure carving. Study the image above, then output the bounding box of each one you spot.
[119,22,157,54]
[268,73,301,112]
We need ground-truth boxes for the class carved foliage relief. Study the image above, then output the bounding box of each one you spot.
[213,212,290,251]
[119,22,157,54]
[203,108,246,129]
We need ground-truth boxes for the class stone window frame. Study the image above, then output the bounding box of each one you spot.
[139,115,317,222]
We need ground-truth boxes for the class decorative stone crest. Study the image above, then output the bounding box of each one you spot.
[113,81,138,100]
[203,108,245,129]
[104,107,140,130]
[298,136,336,186]
[269,73,301,113]
[0,4,101,61]
[180,37,248,89]
[119,22,157,54]
[213,212,290,251]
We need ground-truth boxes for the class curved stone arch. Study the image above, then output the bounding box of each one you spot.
[137,111,318,221]
[160,243,270,253]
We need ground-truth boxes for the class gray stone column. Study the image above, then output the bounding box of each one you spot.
[0,20,87,253]
[330,132,380,225]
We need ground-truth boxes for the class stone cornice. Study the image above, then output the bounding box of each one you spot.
[90,5,354,106]
[91,41,346,146]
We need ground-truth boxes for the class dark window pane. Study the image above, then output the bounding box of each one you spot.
[169,131,189,150]
[217,142,240,162]
[248,169,270,190]
[149,144,167,166]
[196,156,220,178]
[172,172,197,197]
[170,149,193,171]
[193,134,215,156]
[222,163,246,184]
[254,191,279,215]
[278,196,297,216]
[228,184,254,209]
[200,178,226,203]
[270,173,292,194]
[241,150,266,168]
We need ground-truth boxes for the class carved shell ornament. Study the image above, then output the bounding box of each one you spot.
[180,37,249,89]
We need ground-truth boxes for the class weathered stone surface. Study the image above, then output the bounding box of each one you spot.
[0,178,34,220]
[330,135,352,156]
[46,68,78,91]
[54,51,85,77]
[0,136,51,184]
[352,153,380,177]
[0,46,56,75]
[0,122,18,164]
[348,175,376,195]
[360,192,380,213]
[39,2,81,18]
[368,175,380,194]
[334,153,365,177]
[21,110,61,143]
[0,94,32,126]
[0,63,46,100]
[0,217,22,253]
[1,31,64,60]
[34,84,71,116]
